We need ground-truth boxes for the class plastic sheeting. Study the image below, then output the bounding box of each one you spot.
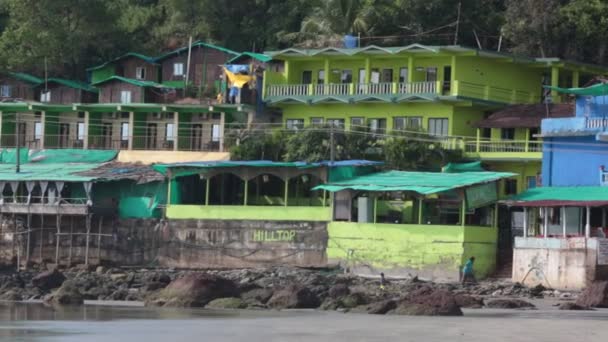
[0,148,117,164]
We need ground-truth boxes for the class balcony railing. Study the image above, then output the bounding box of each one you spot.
[266,84,310,97]
[464,139,543,154]
[266,81,439,98]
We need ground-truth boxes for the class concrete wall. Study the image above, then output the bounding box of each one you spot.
[542,135,608,186]
[513,237,606,290]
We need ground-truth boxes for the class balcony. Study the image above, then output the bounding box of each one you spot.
[265,81,439,103]
[463,138,543,160]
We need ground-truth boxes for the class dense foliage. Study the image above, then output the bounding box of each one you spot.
[0,0,606,78]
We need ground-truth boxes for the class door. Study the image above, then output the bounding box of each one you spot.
[191,124,203,150]
[370,69,380,83]
[101,123,112,149]
[146,123,157,149]
[59,123,69,148]
[381,69,393,83]
[17,122,26,147]
[443,66,452,93]
[302,71,312,84]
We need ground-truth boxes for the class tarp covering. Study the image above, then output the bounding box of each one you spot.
[0,163,101,181]
[442,161,485,173]
[545,83,608,96]
[313,170,514,195]
[504,186,608,207]
[223,66,253,88]
[0,149,118,164]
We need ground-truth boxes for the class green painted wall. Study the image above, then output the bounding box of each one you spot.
[91,65,116,84]
[327,222,497,279]
[88,112,102,147]
[166,204,332,221]
[43,113,59,148]
[132,112,147,149]
[486,161,541,197]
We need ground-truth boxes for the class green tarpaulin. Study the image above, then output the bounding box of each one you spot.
[0,163,101,181]
[442,161,485,173]
[505,186,608,207]
[0,149,118,164]
[545,83,608,96]
[313,170,514,195]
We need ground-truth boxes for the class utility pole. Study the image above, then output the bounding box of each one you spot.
[15,113,20,173]
[454,2,462,45]
[184,36,193,98]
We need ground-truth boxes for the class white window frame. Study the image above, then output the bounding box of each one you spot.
[40,90,51,102]
[1,85,11,97]
[211,124,221,142]
[121,122,130,141]
[173,63,184,76]
[428,118,448,136]
[311,117,324,126]
[77,122,85,141]
[136,67,146,80]
[34,121,42,141]
[120,90,132,104]
[166,123,175,142]
[350,117,364,128]
[286,119,304,130]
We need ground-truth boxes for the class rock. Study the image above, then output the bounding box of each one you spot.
[319,298,339,311]
[46,280,84,305]
[366,300,397,315]
[109,289,128,301]
[206,297,247,309]
[328,284,350,298]
[486,299,535,309]
[145,273,239,307]
[454,294,484,309]
[241,288,274,304]
[0,289,23,301]
[157,274,171,284]
[339,292,368,308]
[576,281,608,308]
[529,284,547,297]
[110,274,127,282]
[144,281,167,292]
[491,290,503,297]
[31,269,66,291]
[393,288,463,316]
[83,287,106,300]
[96,266,105,274]
[559,302,593,311]
[267,285,320,309]
[559,293,572,299]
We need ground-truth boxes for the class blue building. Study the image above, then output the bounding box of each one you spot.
[506,83,608,291]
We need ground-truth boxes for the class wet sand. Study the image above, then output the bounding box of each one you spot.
[0,301,606,342]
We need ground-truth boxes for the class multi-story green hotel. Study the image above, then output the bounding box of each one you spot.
[261,44,608,196]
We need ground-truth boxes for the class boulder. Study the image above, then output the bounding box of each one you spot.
[206,297,247,309]
[267,285,320,309]
[241,288,274,304]
[454,294,484,309]
[393,288,462,316]
[559,302,593,311]
[576,281,608,308]
[31,269,66,291]
[328,284,350,298]
[339,292,368,308]
[366,300,397,315]
[0,289,23,301]
[46,280,84,305]
[145,273,239,307]
[485,299,535,309]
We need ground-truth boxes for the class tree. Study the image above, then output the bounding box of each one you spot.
[560,0,608,64]
[383,134,462,171]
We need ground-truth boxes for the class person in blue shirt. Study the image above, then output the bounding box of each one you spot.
[461,256,476,285]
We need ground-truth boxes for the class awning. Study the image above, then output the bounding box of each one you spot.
[504,186,608,207]
[545,83,608,96]
[312,170,514,195]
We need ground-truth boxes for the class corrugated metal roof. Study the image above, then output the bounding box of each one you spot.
[41,78,98,93]
[8,72,42,84]
[475,104,574,129]
[227,52,272,64]
[313,170,514,194]
[87,52,158,71]
[91,76,173,88]
[505,186,608,207]
[155,41,239,62]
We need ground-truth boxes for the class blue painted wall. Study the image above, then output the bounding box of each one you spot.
[542,135,608,186]
[575,95,608,117]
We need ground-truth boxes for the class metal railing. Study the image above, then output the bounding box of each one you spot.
[315,83,350,96]
[1,195,88,206]
[266,84,310,97]
[397,81,437,94]
[464,139,543,153]
[586,118,608,129]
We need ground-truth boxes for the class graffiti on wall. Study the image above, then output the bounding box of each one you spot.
[252,230,297,242]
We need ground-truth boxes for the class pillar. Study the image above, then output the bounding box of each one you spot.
[551,67,560,103]
[476,128,481,152]
[243,179,248,206]
[323,58,330,86]
[461,198,466,227]
[39,111,46,149]
[418,198,423,224]
[407,57,414,83]
[523,207,528,238]
[585,206,591,238]
[562,206,567,238]
[365,57,371,84]
[219,112,225,152]
[173,112,179,151]
[572,71,580,88]
[205,178,210,205]
[524,128,530,153]
[284,179,288,207]
[543,207,548,238]
[127,111,134,150]
[83,111,90,149]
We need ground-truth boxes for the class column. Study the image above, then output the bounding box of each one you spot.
[219,112,225,152]
[418,198,423,224]
[543,207,548,238]
[572,71,580,88]
[127,111,134,150]
[283,179,288,207]
[39,111,46,149]
[173,112,179,151]
[243,180,248,206]
[365,57,371,84]
[323,58,330,86]
[450,55,457,95]
[562,206,567,238]
[83,111,90,149]
[461,198,466,227]
[551,67,560,103]
[205,178,210,205]
[585,206,591,238]
[475,128,481,152]
[524,128,530,153]
[407,57,414,83]
[523,207,528,238]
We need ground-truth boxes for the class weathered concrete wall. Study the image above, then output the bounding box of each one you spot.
[327,222,497,282]
[513,237,600,290]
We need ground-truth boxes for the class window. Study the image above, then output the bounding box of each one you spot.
[426,67,438,82]
[302,71,312,84]
[212,124,221,142]
[286,119,304,130]
[501,128,515,140]
[341,70,353,83]
[428,118,448,136]
[368,118,387,134]
[529,128,539,141]
[40,90,51,102]
[120,90,132,104]
[1,85,11,97]
[381,69,393,83]
[358,69,366,84]
[399,68,408,83]
[173,63,184,76]
[34,121,42,141]
[526,176,537,189]
[77,122,85,141]
[370,69,380,83]
[136,67,146,80]
[317,70,325,84]
[482,128,491,139]
[350,117,364,129]
[311,117,324,126]
[504,179,518,195]
[121,122,130,141]
[166,123,175,141]
[393,116,422,131]
[327,119,345,129]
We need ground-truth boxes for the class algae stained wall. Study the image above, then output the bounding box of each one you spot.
[327,222,497,281]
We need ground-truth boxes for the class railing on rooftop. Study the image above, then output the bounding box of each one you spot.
[266,81,440,98]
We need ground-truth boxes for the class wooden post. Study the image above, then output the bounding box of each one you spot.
[55,214,61,264]
[561,206,567,238]
[523,207,528,238]
[85,214,91,266]
[68,216,73,267]
[205,177,210,205]
[97,216,103,262]
[83,111,90,149]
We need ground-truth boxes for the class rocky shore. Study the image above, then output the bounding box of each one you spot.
[0,265,602,315]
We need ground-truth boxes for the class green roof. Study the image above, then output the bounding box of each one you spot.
[91,76,172,88]
[545,83,608,96]
[0,148,117,164]
[41,78,98,93]
[0,163,100,182]
[8,72,42,85]
[87,52,158,71]
[505,186,608,207]
[155,41,239,62]
[313,170,514,195]
[227,52,272,64]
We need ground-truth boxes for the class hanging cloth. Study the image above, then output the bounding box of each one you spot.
[55,181,64,204]
[83,182,93,206]
[0,182,5,205]
[9,182,18,203]
[223,66,253,88]
[39,181,48,204]
[25,181,35,204]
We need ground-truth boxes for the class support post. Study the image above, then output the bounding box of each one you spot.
[26,212,31,268]
[322,190,327,207]
[551,67,560,103]
[373,196,378,224]
[173,112,179,151]
[407,57,414,83]
[572,71,580,88]
[40,111,46,148]
[323,58,330,88]
[167,177,172,206]
[523,207,528,238]
[602,207,606,228]
[493,203,499,229]
[461,198,466,227]
[97,216,103,262]
[585,206,591,238]
[543,207,548,238]
[283,179,288,207]
[365,57,371,84]
[476,128,481,152]
[524,128,530,153]
[55,214,61,264]
[219,112,225,152]
[418,198,423,224]
[68,216,73,267]
[127,111,134,150]
[85,214,91,266]
[562,206,567,238]
[243,179,249,206]
[39,214,43,263]
[205,178,210,205]
[83,111,90,149]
